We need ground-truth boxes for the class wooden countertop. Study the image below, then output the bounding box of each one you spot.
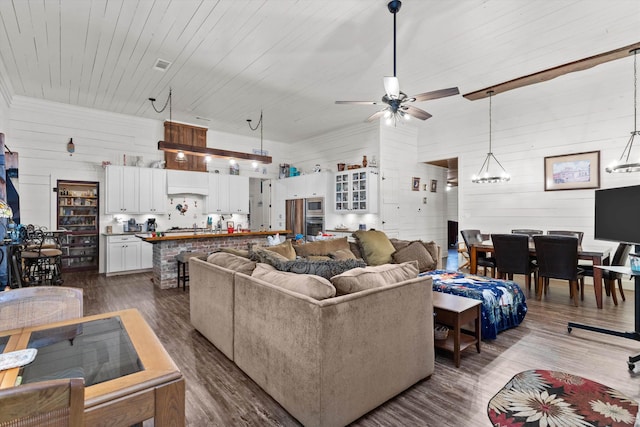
[139,230,291,242]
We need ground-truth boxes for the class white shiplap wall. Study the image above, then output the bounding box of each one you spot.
[418,54,640,253]
[6,96,288,272]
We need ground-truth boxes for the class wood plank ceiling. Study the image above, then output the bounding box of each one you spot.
[0,0,638,143]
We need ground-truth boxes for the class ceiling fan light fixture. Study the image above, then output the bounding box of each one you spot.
[607,49,640,173]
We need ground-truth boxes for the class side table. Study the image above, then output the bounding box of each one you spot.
[433,292,482,367]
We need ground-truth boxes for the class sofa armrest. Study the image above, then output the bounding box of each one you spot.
[189,258,235,360]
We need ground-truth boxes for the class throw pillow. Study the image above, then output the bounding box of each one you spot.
[293,237,352,258]
[206,252,257,275]
[330,261,419,295]
[256,249,366,280]
[389,238,411,251]
[263,239,296,260]
[251,263,337,300]
[330,248,357,260]
[392,241,435,272]
[353,229,396,265]
[349,241,363,260]
[421,241,439,267]
[219,247,250,258]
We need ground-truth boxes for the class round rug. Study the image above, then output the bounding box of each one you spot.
[487,369,639,426]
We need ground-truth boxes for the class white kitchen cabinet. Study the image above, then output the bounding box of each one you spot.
[105,166,139,214]
[140,241,153,269]
[205,174,230,214]
[282,172,328,199]
[138,168,167,213]
[229,175,249,214]
[106,235,142,274]
[334,168,378,213]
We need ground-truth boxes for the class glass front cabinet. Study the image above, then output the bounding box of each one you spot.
[334,169,378,213]
[57,180,99,272]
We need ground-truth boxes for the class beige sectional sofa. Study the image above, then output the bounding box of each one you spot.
[189,253,435,427]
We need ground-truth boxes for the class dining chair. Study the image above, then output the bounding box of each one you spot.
[460,229,496,277]
[0,286,83,332]
[511,229,543,237]
[547,230,584,246]
[0,378,84,426]
[491,234,538,291]
[533,235,585,306]
[581,243,632,306]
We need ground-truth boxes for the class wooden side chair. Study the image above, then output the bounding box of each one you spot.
[511,229,543,238]
[0,286,83,332]
[0,378,84,426]
[533,235,585,306]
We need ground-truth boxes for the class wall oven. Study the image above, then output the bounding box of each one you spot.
[305,216,325,238]
[306,197,324,217]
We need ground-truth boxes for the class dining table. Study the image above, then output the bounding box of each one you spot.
[469,241,611,309]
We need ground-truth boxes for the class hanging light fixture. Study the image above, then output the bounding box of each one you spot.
[247,110,265,169]
[149,88,187,163]
[606,49,640,173]
[472,91,510,183]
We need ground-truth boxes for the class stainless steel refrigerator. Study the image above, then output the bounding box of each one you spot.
[285,198,325,239]
[285,199,305,237]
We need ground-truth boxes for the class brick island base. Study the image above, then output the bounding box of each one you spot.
[143,231,290,289]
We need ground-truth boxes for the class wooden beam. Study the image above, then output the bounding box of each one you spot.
[463,42,640,101]
[157,141,272,164]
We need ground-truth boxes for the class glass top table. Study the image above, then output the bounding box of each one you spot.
[0,309,185,426]
[20,316,143,386]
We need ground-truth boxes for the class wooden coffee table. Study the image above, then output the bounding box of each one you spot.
[432,292,481,367]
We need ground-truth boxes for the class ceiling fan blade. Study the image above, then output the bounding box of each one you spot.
[383,76,400,98]
[409,87,460,102]
[335,101,379,105]
[402,105,432,121]
[366,110,387,122]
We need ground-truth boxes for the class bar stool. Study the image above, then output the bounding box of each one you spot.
[175,251,207,291]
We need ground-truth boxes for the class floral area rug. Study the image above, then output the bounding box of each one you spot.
[488,369,639,426]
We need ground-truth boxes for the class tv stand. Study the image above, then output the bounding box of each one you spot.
[568,261,640,371]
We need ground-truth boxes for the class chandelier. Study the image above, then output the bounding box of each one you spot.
[606,48,640,173]
[472,91,510,183]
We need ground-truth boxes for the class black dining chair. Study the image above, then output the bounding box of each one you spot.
[581,243,632,306]
[511,229,543,238]
[460,229,496,278]
[547,230,584,246]
[491,234,538,291]
[533,235,585,306]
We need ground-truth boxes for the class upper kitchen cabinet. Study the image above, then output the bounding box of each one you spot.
[229,175,249,214]
[164,122,207,172]
[139,168,167,214]
[334,168,379,213]
[204,174,249,214]
[105,166,139,214]
[283,172,328,199]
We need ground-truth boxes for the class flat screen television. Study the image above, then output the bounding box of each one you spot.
[594,185,640,245]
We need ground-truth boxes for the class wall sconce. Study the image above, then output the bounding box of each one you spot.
[67,138,75,156]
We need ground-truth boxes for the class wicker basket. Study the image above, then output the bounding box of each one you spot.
[434,324,449,340]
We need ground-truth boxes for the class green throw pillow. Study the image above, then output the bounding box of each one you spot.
[353,229,396,265]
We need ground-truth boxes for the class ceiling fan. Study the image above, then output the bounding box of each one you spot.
[335,0,459,124]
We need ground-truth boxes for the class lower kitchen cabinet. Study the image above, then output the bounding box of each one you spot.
[106,235,152,274]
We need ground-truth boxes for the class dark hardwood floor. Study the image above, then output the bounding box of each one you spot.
[66,271,640,426]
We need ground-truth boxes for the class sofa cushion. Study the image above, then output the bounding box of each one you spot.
[219,247,251,258]
[392,241,436,272]
[251,263,336,300]
[330,261,419,295]
[349,241,363,260]
[353,230,396,265]
[255,247,366,280]
[264,239,297,260]
[330,248,357,260]
[421,241,439,267]
[207,252,257,275]
[293,237,353,258]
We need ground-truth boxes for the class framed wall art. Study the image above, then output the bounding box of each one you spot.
[544,150,600,191]
[412,177,420,191]
[430,179,437,192]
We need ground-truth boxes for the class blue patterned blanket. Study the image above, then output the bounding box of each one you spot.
[421,270,527,340]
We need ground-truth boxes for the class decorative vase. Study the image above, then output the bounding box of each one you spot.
[136,156,144,167]
[362,155,368,167]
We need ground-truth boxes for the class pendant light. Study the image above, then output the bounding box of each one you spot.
[606,49,640,173]
[150,88,186,163]
[472,91,510,183]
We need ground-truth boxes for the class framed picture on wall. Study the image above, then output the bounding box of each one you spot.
[412,177,420,191]
[430,179,437,192]
[544,150,600,191]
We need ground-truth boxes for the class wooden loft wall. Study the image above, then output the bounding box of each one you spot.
[164,121,207,172]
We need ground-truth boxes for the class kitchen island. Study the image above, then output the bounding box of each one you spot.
[139,230,290,289]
